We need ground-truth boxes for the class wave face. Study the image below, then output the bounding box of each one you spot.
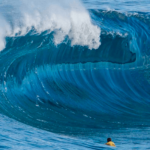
[0,0,150,134]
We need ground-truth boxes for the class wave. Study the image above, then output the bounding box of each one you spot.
[0,0,150,134]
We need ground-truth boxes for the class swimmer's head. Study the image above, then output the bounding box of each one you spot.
[107,138,112,142]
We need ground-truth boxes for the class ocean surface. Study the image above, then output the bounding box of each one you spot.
[0,0,150,149]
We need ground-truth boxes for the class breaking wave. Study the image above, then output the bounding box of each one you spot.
[0,0,150,134]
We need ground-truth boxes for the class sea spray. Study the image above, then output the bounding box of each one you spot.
[0,0,101,51]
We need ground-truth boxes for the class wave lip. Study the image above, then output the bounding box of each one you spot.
[0,0,101,51]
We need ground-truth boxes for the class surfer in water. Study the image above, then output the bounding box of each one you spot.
[105,138,116,147]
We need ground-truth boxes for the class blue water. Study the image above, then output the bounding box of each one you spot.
[0,0,150,149]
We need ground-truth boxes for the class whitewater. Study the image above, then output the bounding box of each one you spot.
[0,0,150,149]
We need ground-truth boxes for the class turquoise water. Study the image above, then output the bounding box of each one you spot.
[1,114,150,149]
[0,0,150,149]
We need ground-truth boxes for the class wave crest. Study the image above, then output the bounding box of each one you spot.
[0,0,101,51]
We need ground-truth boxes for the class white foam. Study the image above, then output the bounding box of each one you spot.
[0,16,11,51]
[0,0,101,51]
